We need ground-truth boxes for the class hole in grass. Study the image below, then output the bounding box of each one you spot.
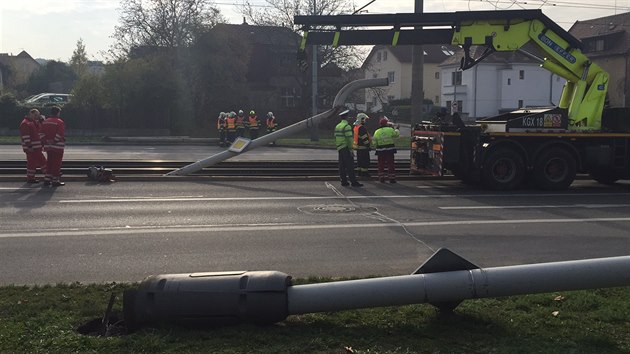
[76,292,129,336]
[76,313,128,336]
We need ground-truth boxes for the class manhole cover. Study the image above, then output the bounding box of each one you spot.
[299,204,377,214]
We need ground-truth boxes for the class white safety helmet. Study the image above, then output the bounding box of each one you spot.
[219,112,226,118]
[357,113,369,121]
[267,112,274,118]
[238,110,244,116]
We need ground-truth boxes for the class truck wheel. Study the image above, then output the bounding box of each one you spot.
[482,148,525,190]
[532,148,576,190]
[589,169,621,185]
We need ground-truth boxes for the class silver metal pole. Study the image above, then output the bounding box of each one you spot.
[287,255,630,314]
[310,0,319,141]
[124,249,630,328]
[410,0,424,127]
[165,78,389,176]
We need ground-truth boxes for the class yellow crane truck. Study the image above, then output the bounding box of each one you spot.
[295,9,630,190]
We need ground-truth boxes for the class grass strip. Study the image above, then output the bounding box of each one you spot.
[0,281,629,353]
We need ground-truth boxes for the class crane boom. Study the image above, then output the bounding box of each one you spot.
[295,9,609,130]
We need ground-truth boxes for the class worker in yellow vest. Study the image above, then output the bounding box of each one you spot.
[217,112,227,147]
[372,117,400,183]
[266,112,278,146]
[335,110,362,187]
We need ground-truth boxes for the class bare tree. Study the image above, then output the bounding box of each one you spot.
[239,0,364,70]
[111,0,225,56]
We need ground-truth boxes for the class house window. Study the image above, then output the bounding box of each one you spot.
[445,101,462,113]
[596,39,605,51]
[585,38,605,52]
[519,70,525,80]
[387,95,395,102]
[280,87,299,108]
[376,52,382,62]
[383,51,388,61]
[507,78,511,85]
[387,71,396,83]
[435,95,440,104]
[518,99,524,108]
[451,71,462,85]
[435,72,440,79]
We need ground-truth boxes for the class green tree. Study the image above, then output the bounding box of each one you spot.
[69,74,106,130]
[26,61,77,94]
[101,56,178,130]
[0,93,23,129]
[186,29,249,133]
[101,0,232,134]
[70,38,89,77]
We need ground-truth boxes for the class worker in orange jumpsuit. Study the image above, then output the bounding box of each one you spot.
[226,111,237,144]
[353,112,371,177]
[40,106,66,186]
[19,108,47,183]
[247,110,260,139]
[236,110,246,137]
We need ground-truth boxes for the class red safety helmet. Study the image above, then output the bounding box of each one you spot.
[379,117,389,126]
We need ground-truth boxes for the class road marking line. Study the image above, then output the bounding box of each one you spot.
[441,204,630,210]
[2,217,630,238]
[58,192,630,203]
[0,188,40,191]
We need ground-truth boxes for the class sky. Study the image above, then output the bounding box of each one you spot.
[0,0,628,62]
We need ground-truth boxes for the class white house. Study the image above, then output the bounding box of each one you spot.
[362,45,458,112]
[439,47,565,120]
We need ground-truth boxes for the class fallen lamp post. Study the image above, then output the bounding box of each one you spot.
[122,248,630,331]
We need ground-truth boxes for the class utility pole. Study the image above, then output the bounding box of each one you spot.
[310,0,320,141]
[410,0,424,127]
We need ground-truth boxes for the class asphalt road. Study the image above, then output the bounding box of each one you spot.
[1,179,630,285]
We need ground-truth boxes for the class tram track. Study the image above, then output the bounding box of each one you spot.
[0,160,414,179]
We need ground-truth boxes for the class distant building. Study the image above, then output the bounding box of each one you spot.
[439,47,565,120]
[211,23,303,118]
[361,44,458,112]
[0,51,40,90]
[87,61,105,76]
[569,12,630,108]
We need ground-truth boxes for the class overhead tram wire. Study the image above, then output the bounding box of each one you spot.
[475,0,630,10]
[214,1,273,8]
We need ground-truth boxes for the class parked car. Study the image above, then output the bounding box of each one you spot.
[24,93,72,107]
